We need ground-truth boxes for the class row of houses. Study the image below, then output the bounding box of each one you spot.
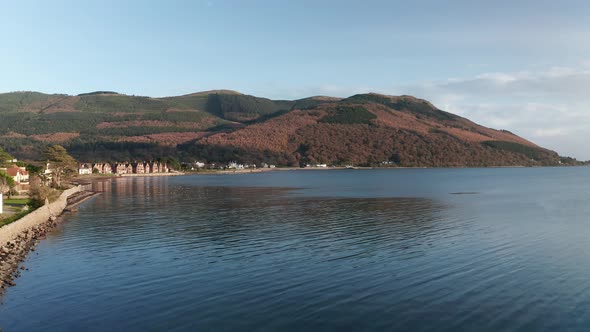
[78,162,169,175]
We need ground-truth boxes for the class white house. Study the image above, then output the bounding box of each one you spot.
[44,163,52,176]
[6,166,29,184]
[78,163,92,175]
[227,162,245,169]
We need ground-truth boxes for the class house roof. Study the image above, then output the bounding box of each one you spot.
[6,166,28,177]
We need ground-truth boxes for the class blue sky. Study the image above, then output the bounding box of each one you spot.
[1,0,590,158]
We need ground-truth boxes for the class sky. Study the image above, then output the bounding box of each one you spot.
[1,0,590,159]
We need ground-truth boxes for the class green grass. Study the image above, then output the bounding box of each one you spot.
[0,198,39,227]
[4,198,29,205]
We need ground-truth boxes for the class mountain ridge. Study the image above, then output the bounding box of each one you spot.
[0,90,580,167]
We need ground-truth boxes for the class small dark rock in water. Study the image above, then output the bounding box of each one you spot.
[20,266,25,270]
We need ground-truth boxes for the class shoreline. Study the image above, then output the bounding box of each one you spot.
[120,172,186,177]
[180,164,585,175]
[72,164,587,182]
[0,186,99,294]
[74,171,186,185]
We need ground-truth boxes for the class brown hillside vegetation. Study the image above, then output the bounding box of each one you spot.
[30,132,80,143]
[195,94,560,167]
[0,90,574,166]
[1,131,27,138]
[200,110,321,153]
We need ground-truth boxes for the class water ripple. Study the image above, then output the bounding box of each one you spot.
[3,169,590,331]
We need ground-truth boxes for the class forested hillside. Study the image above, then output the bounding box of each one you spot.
[0,90,580,167]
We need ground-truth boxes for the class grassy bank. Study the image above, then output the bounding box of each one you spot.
[4,198,30,205]
[0,199,43,227]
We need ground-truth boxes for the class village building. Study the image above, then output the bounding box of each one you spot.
[44,163,52,176]
[103,163,113,174]
[227,161,245,169]
[91,163,113,174]
[151,162,160,173]
[92,163,103,174]
[125,163,133,174]
[114,163,128,174]
[5,166,29,184]
[134,162,145,174]
[78,163,92,175]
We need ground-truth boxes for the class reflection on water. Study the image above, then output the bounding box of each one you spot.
[88,179,450,264]
[2,168,590,331]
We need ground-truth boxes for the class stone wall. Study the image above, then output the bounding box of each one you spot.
[0,186,81,246]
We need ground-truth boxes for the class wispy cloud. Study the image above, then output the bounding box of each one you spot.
[400,63,590,159]
[290,63,590,159]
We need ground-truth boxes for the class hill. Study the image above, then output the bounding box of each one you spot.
[0,90,579,166]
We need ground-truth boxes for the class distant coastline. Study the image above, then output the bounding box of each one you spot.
[190,164,586,175]
[73,164,589,183]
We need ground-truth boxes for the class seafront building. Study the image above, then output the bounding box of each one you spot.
[78,164,92,175]
[1,165,29,184]
[0,165,30,195]
[8,166,29,184]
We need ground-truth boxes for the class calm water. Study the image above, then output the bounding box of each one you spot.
[2,168,590,331]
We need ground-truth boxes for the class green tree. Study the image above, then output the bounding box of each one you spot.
[25,164,43,175]
[0,147,14,167]
[43,145,77,188]
[0,170,16,199]
[161,157,181,171]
